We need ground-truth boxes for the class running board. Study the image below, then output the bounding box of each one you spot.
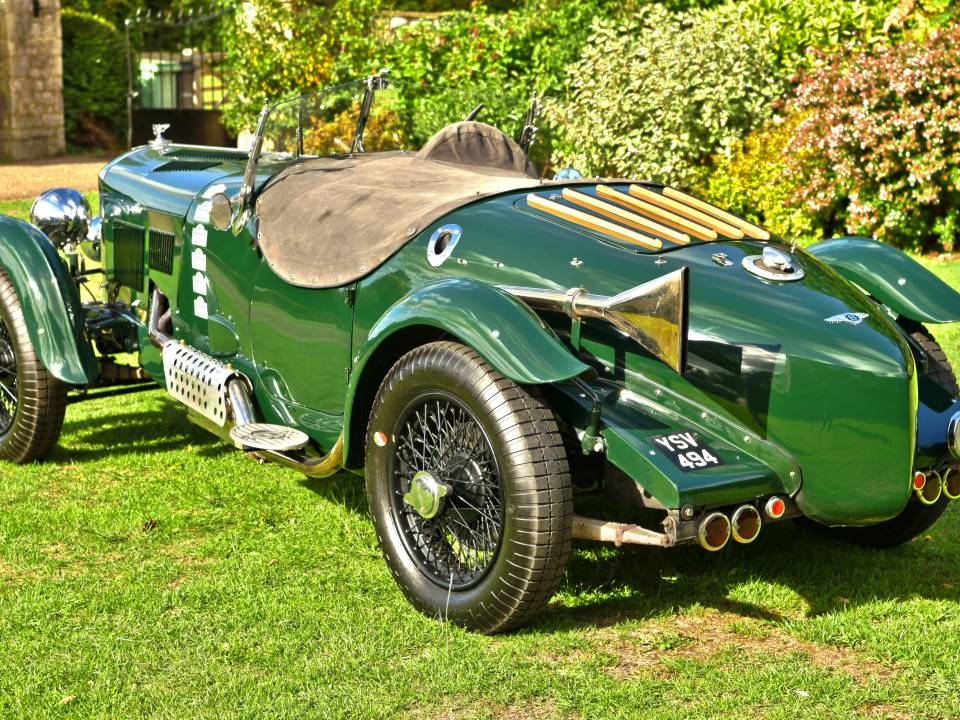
[149,288,343,478]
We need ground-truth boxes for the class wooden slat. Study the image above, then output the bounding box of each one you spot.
[595,185,717,241]
[561,188,690,245]
[527,193,662,250]
[629,185,744,239]
[662,187,770,240]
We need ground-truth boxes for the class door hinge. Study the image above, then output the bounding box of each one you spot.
[344,287,356,307]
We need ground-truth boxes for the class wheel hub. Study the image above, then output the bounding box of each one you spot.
[403,470,450,519]
[0,339,13,369]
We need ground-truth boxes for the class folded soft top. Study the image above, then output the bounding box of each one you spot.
[255,122,544,289]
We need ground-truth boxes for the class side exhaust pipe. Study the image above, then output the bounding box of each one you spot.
[915,470,943,505]
[943,468,960,501]
[697,512,731,552]
[730,505,762,544]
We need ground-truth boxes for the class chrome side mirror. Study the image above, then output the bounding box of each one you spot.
[210,193,233,231]
[30,188,91,249]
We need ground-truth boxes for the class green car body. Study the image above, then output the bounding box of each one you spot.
[2,78,959,630]
[5,136,955,524]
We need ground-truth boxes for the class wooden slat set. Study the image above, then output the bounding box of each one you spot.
[527,185,769,251]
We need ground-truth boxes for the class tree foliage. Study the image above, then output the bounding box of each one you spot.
[786,27,960,251]
[61,8,127,149]
[551,5,787,187]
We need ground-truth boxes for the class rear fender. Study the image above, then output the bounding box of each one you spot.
[808,237,960,323]
[343,277,591,464]
[0,216,98,385]
[550,380,801,510]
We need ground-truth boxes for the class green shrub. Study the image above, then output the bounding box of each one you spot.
[221,0,383,135]
[61,8,127,149]
[700,115,819,244]
[223,0,621,165]
[376,1,620,166]
[739,0,896,78]
[782,27,960,251]
[551,5,787,187]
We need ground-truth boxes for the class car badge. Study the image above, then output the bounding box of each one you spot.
[825,312,869,326]
[151,123,171,149]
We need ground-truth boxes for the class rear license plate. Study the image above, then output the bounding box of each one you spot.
[649,431,725,472]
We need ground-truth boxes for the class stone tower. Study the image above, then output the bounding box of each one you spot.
[0,0,65,160]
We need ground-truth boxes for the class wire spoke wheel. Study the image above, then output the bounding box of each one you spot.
[365,341,572,633]
[389,396,504,590]
[0,267,67,463]
[0,315,18,435]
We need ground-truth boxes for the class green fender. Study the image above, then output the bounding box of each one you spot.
[0,216,98,385]
[343,277,591,461]
[808,236,960,323]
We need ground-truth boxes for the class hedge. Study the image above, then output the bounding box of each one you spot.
[61,8,127,149]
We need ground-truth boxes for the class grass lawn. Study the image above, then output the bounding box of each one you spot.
[0,201,958,716]
[0,193,99,222]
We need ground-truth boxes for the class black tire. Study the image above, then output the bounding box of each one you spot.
[365,341,572,633]
[0,268,67,463]
[826,323,954,548]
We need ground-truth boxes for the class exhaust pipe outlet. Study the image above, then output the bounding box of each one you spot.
[943,468,960,501]
[730,505,762,544]
[697,511,731,552]
[916,470,942,505]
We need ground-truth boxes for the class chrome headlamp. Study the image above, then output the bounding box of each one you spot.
[30,187,91,249]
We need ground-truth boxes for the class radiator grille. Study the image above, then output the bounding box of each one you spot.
[112,220,145,290]
[148,228,175,274]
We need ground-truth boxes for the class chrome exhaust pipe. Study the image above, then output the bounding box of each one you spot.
[148,286,172,349]
[730,505,762,544]
[697,511,731,552]
[916,470,943,505]
[943,468,960,501]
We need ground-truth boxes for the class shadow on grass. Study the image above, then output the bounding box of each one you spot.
[52,396,230,462]
[50,389,960,635]
[529,516,960,633]
[298,471,368,516]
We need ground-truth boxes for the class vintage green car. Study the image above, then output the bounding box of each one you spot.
[2,73,959,633]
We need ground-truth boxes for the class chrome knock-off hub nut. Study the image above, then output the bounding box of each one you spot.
[403,471,450,519]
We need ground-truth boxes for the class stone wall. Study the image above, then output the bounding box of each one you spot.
[0,0,65,160]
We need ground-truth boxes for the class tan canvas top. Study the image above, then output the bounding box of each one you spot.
[255,123,543,288]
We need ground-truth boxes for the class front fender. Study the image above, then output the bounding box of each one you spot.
[808,236,960,323]
[0,216,98,385]
[343,277,591,461]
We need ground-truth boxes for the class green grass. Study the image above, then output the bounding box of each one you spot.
[915,255,960,361]
[0,221,958,716]
[0,194,99,223]
[8,391,960,719]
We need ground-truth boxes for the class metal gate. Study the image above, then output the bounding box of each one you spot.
[124,4,236,148]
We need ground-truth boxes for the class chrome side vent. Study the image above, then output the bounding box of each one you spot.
[111,220,145,290]
[148,228,175,274]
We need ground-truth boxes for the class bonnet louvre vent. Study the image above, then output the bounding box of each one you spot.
[112,220,145,290]
[153,160,220,173]
[148,228,175,274]
[165,148,248,162]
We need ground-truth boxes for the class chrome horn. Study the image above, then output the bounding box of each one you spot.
[500,267,689,373]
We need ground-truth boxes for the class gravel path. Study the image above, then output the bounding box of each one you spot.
[0,155,107,201]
